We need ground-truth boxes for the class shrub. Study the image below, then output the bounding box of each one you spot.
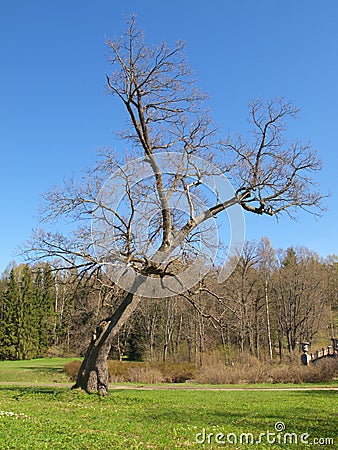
[125,366,163,384]
[155,362,197,383]
[64,356,338,384]
[195,358,338,384]
[64,360,81,381]
[107,361,164,383]
[64,359,197,384]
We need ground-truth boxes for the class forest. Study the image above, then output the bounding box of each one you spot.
[1,239,337,365]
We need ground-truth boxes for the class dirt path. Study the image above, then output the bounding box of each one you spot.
[0,381,337,391]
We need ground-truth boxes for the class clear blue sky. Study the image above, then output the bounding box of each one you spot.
[1,0,337,273]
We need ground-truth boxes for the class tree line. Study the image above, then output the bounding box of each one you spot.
[1,239,336,363]
[112,239,337,364]
[0,264,55,359]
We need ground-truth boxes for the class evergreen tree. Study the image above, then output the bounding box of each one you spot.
[0,269,19,359]
[34,264,55,354]
[0,264,57,360]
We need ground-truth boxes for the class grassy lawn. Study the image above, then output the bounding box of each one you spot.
[0,386,336,449]
[0,358,336,449]
[0,358,79,384]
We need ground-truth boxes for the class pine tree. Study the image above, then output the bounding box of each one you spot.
[34,264,56,354]
[0,264,57,360]
[0,269,19,359]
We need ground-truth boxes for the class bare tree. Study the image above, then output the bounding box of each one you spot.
[257,237,276,361]
[25,18,324,394]
[218,243,262,356]
[325,256,338,338]
[273,247,327,356]
[135,298,161,361]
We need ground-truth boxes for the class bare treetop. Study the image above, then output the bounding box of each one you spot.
[227,97,323,218]
[26,17,324,283]
[105,17,210,154]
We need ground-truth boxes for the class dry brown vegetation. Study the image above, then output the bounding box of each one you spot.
[64,356,338,385]
[65,360,197,384]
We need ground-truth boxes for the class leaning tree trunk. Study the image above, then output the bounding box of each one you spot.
[73,277,143,395]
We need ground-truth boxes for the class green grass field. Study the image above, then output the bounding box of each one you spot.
[0,358,79,384]
[0,359,336,449]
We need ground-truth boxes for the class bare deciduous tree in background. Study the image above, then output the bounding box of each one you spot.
[273,247,327,356]
[25,17,324,394]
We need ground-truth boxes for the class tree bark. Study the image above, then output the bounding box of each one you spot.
[73,277,144,395]
[265,279,273,362]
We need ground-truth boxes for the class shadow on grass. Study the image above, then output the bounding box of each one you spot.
[0,386,69,395]
[23,366,65,373]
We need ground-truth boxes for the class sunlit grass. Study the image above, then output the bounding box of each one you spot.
[0,359,336,448]
[0,358,79,383]
[0,386,336,449]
